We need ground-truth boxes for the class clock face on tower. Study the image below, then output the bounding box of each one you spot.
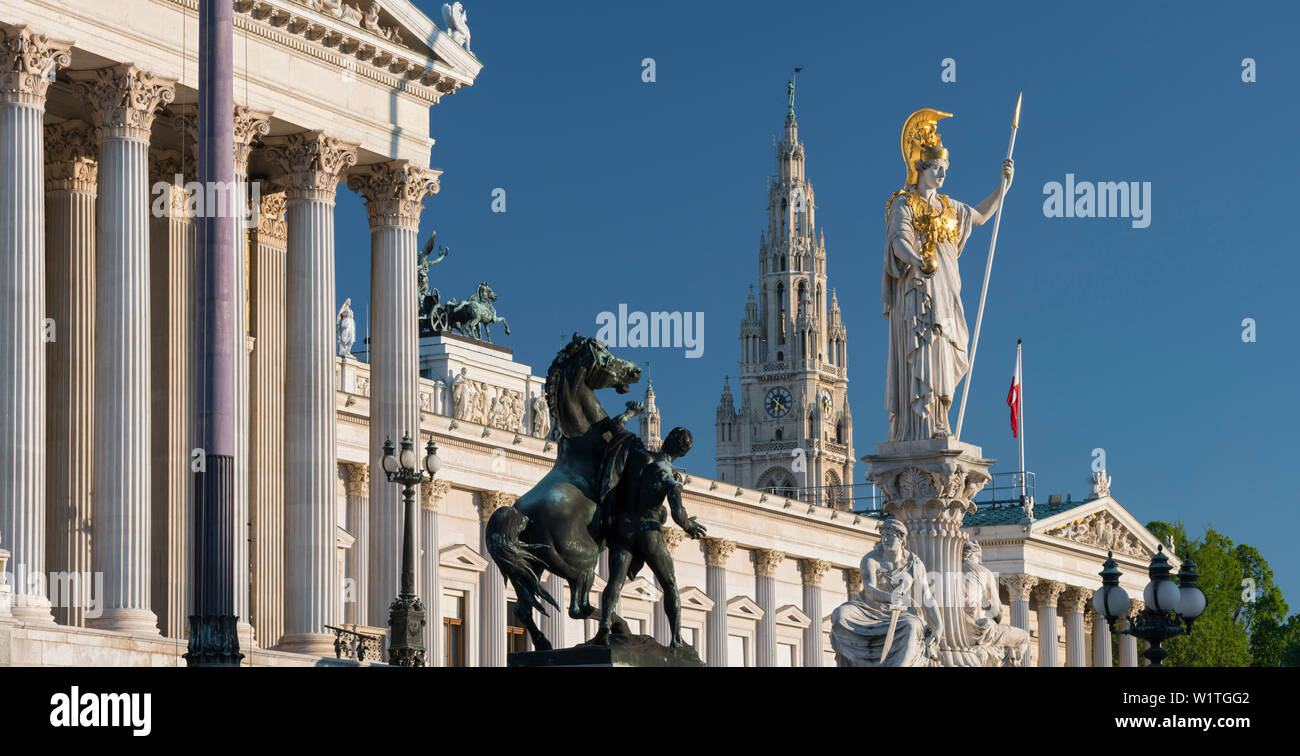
[820,390,833,416]
[765,387,792,418]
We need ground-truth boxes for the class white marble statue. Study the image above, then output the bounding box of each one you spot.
[336,298,356,359]
[451,367,476,421]
[322,0,363,26]
[829,518,942,666]
[531,394,550,438]
[442,2,470,51]
[961,540,1031,666]
[882,109,1013,441]
[363,2,384,35]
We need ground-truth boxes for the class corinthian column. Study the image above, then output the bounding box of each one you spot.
[248,189,287,647]
[146,147,192,639]
[421,478,449,663]
[1090,608,1112,667]
[1,26,71,624]
[263,131,357,655]
[653,526,685,645]
[1033,580,1065,668]
[44,119,96,627]
[752,548,784,667]
[346,162,440,630]
[477,491,512,667]
[1118,599,1142,667]
[1063,587,1090,667]
[702,537,735,667]
[341,463,369,626]
[999,573,1037,666]
[800,558,830,667]
[71,63,176,634]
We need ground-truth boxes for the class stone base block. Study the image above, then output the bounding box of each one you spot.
[86,608,160,635]
[508,634,704,668]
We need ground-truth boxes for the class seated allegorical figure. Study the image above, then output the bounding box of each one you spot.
[961,540,1032,666]
[829,517,942,667]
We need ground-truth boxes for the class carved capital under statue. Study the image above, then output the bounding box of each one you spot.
[661,526,684,554]
[478,490,516,522]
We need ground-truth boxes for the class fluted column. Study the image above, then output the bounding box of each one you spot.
[342,463,369,626]
[999,574,1037,665]
[545,572,566,648]
[248,189,287,646]
[477,491,512,667]
[703,538,735,667]
[421,478,448,663]
[347,162,440,629]
[1,27,71,624]
[146,147,192,639]
[1033,580,1065,668]
[1090,608,1112,667]
[800,558,830,667]
[1063,587,1090,667]
[1118,600,1142,667]
[753,548,783,667]
[43,120,96,627]
[71,63,176,634]
[264,131,357,654]
[654,526,684,645]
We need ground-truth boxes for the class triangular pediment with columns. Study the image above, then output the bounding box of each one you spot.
[1030,495,1161,561]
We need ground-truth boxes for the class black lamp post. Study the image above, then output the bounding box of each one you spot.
[1095,545,1207,667]
[380,432,442,667]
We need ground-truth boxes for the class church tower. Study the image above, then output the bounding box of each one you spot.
[715,79,854,508]
[639,380,662,452]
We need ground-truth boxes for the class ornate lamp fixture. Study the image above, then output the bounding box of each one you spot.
[380,432,442,666]
[1094,545,1206,667]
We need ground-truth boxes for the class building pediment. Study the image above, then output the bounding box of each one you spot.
[623,576,661,603]
[726,595,764,621]
[232,0,481,102]
[1033,496,1158,560]
[439,542,489,572]
[679,586,715,612]
[773,604,812,629]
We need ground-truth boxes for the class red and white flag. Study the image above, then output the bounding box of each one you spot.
[1006,341,1022,438]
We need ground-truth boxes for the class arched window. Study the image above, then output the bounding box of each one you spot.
[776,350,784,362]
[781,198,787,236]
[835,420,844,444]
[774,428,783,441]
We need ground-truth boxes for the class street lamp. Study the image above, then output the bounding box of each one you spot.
[1094,545,1206,667]
[380,432,442,667]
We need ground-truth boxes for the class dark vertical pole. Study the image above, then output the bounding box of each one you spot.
[186,0,242,666]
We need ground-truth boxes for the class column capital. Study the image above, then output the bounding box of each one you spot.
[255,190,288,243]
[45,120,98,193]
[421,479,451,512]
[1127,598,1145,619]
[263,130,358,200]
[1062,586,1092,615]
[999,574,1039,602]
[169,104,273,176]
[662,526,684,554]
[800,558,832,586]
[1033,579,1067,606]
[346,161,441,229]
[148,148,190,219]
[844,566,863,596]
[1083,607,1096,632]
[0,26,72,106]
[702,538,736,567]
[478,490,516,522]
[341,462,369,498]
[752,548,785,577]
[70,63,176,141]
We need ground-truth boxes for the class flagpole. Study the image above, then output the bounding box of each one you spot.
[955,92,1021,441]
[1017,339,1025,500]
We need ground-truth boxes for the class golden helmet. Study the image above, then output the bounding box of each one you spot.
[900,108,953,187]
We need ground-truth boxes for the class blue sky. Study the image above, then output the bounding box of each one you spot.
[330,1,1300,601]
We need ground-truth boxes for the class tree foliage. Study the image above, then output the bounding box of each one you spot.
[1143,520,1296,666]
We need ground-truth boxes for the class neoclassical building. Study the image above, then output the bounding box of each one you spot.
[714,94,854,506]
[0,1,1164,668]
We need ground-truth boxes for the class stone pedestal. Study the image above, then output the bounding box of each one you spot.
[864,438,993,667]
[508,634,704,668]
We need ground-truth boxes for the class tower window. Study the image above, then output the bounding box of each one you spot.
[774,428,783,441]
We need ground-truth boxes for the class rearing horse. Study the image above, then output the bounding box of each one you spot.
[445,282,510,341]
[484,334,641,650]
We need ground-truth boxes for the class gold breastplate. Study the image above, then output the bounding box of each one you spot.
[886,190,958,275]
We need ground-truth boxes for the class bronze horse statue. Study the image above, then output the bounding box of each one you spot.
[484,334,641,650]
[443,282,510,342]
